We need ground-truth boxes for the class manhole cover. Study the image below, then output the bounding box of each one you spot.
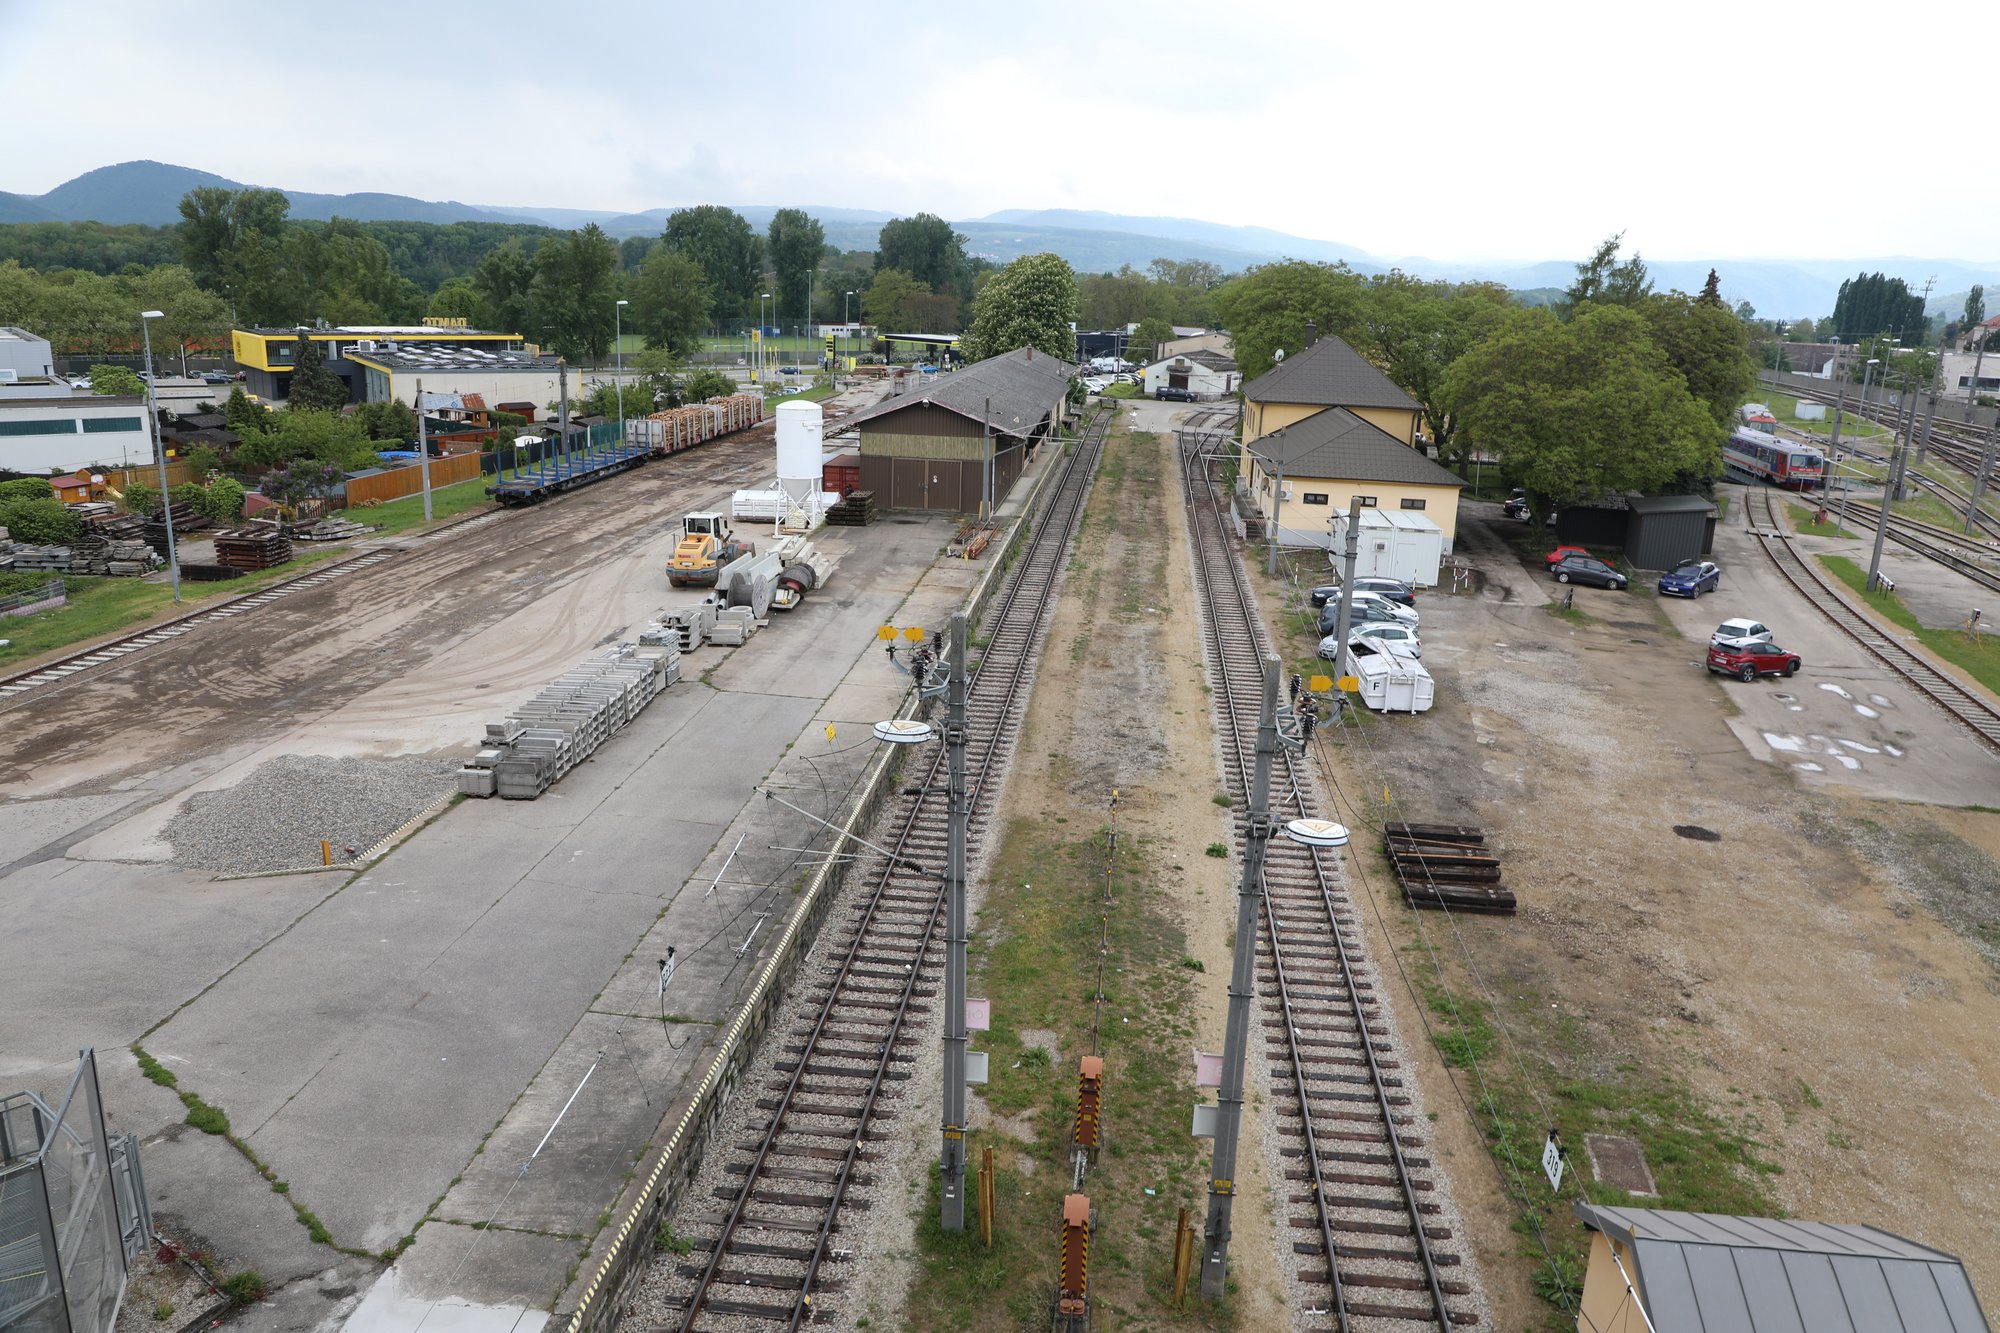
[1772,693,1795,702]
[1673,825,1722,842]
[1584,1133,1659,1197]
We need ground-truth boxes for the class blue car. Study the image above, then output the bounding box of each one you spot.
[1657,559,1720,597]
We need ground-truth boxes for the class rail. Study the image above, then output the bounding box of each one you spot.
[1178,435,1475,1329]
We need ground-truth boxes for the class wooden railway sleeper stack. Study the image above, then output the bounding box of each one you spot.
[1384,822,1515,914]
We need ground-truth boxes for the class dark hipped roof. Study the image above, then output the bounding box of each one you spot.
[1255,408,1464,489]
[842,347,1073,441]
[1242,332,1418,412]
[1576,1203,1991,1332]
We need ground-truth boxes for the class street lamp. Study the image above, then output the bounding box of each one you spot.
[845,290,858,369]
[758,293,772,384]
[614,298,629,442]
[139,310,180,603]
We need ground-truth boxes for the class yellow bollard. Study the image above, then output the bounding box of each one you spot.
[321,840,332,866]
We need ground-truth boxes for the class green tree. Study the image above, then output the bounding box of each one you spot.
[237,408,375,471]
[121,481,158,515]
[1697,269,1725,308]
[0,497,82,545]
[289,219,403,323]
[223,386,268,433]
[860,268,931,332]
[1128,316,1174,364]
[529,224,621,360]
[1361,275,1514,468]
[1441,305,1721,511]
[196,477,247,523]
[877,214,968,297]
[184,443,225,478]
[176,187,297,323]
[1209,260,1369,381]
[472,239,536,333]
[426,278,480,322]
[0,478,56,501]
[1639,291,1756,427]
[352,399,417,444]
[625,347,682,413]
[632,249,713,357]
[88,364,147,397]
[1078,267,1153,329]
[961,252,1079,364]
[1831,272,1926,342]
[287,334,348,412]
[662,206,762,321]
[131,266,230,369]
[766,209,826,328]
[679,368,737,403]
[1965,285,1986,334]
[1560,233,1652,317]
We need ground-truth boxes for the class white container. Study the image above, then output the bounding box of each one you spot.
[1330,508,1447,588]
[1342,639,1435,714]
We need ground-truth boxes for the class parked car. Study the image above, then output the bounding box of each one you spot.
[778,384,805,396]
[1155,385,1195,402]
[1082,376,1110,393]
[1657,559,1721,598]
[1550,555,1628,589]
[1543,544,1598,570]
[1349,576,1416,606]
[1313,587,1418,620]
[1712,617,1772,647]
[201,371,232,384]
[779,366,800,375]
[1320,621,1422,659]
[1317,593,1418,635]
[67,376,91,389]
[1707,640,1801,681]
[1502,497,1531,520]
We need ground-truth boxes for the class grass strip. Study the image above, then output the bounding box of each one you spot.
[1818,554,2000,696]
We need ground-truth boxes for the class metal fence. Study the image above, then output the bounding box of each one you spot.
[0,1051,150,1333]
[0,581,66,618]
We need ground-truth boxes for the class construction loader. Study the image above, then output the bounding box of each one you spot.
[667,512,755,588]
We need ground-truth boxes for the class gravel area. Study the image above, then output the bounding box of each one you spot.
[163,754,458,873]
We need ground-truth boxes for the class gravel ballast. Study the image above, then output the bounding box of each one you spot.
[164,754,458,873]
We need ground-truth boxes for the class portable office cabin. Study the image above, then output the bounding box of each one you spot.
[1330,507,1446,588]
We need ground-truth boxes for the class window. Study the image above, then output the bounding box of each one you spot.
[82,417,143,433]
[1302,492,1328,505]
[1400,497,1427,511]
[1353,495,1377,507]
[0,418,80,436]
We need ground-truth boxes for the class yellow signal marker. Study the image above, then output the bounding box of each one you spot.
[1307,675,1332,693]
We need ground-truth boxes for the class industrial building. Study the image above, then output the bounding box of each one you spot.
[228,322,527,404]
[0,326,59,382]
[1141,348,1240,399]
[1242,404,1464,552]
[840,347,1073,513]
[348,346,567,414]
[0,391,152,474]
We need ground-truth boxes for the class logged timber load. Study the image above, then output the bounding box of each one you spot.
[633,394,763,457]
[667,512,755,588]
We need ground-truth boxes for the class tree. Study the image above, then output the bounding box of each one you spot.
[288,333,348,412]
[1560,233,1652,317]
[224,386,268,433]
[527,224,620,360]
[631,249,712,357]
[1441,305,1721,511]
[176,187,296,323]
[131,266,230,369]
[679,368,736,403]
[860,268,930,332]
[1831,272,1926,342]
[877,214,968,296]
[237,408,376,471]
[1361,275,1514,469]
[0,478,55,501]
[1965,285,1986,335]
[1697,269,1726,308]
[961,252,1079,364]
[766,209,826,328]
[184,443,225,478]
[88,364,147,397]
[662,206,762,321]
[1638,291,1756,427]
[288,218,403,323]
[0,497,82,545]
[121,481,157,515]
[352,399,417,444]
[426,278,481,322]
[1128,316,1174,364]
[1209,260,1369,381]
[472,239,536,333]
[195,477,247,524]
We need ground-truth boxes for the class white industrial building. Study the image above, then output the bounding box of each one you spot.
[347,345,571,412]
[1141,348,1240,399]
[0,327,59,383]
[0,394,153,473]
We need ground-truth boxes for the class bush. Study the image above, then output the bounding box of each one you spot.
[0,477,55,501]
[196,478,247,524]
[490,409,527,429]
[184,444,224,479]
[122,482,158,516]
[0,497,82,545]
[681,369,737,403]
[219,1271,265,1307]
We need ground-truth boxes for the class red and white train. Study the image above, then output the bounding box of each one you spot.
[1723,428,1824,489]
[1738,402,1779,433]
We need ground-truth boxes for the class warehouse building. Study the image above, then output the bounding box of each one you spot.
[0,393,152,473]
[228,322,526,404]
[1141,348,1239,399]
[1243,405,1465,552]
[0,327,59,382]
[841,347,1073,513]
[347,346,568,413]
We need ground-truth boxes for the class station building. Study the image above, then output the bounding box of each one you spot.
[840,347,1074,514]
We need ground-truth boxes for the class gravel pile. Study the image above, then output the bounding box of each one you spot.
[165,754,458,873]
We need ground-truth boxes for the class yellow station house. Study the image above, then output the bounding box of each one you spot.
[1238,327,1464,551]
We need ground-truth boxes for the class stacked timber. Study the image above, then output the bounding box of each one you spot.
[144,501,210,552]
[70,533,160,575]
[1383,822,1515,914]
[213,525,294,570]
[81,510,146,540]
[824,489,877,526]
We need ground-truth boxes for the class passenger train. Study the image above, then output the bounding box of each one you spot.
[1738,402,1778,433]
[1723,428,1824,489]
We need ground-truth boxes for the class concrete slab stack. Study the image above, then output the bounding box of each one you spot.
[460,643,681,800]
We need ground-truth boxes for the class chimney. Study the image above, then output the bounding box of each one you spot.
[1026,346,1034,360]
[1304,320,1318,348]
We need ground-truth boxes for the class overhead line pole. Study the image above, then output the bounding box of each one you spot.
[939,611,970,1233]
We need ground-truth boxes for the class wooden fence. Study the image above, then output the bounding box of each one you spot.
[342,453,483,507]
[100,462,194,493]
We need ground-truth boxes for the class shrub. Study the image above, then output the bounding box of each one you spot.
[184,444,224,478]
[196,478,247,524]
[219,1271,265,1307]
[0,497,82,545]
[1204,841,1229,858]
[122,481,158,516]
[0,477,55,501]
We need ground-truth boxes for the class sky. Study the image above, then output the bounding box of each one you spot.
[3,0,1994,265]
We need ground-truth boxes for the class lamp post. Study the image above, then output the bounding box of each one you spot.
[845,290,857,367]
[614,298,628,442]
[140,309,180,603]
[759,293,772,384]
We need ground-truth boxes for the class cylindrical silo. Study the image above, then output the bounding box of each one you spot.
[775,399,825,528]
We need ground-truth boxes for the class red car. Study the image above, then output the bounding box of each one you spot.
[1706,640,1801,682]
[1544,544,1596,569]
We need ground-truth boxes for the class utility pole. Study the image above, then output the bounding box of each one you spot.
[1966,423,1998,536]
[939,611,970,1232]
[1329,496,1364,682]
[1867,388,1911,592]
[415,377,434,522]
[1825,339,1845,513]
[557,359,570,476]
[1918,324,1945,465]
[1201,656,1280,1300]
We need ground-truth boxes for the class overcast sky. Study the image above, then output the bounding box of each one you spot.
[4,0,1992,264]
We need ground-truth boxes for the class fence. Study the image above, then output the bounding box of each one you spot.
[94,463,194,494]
[1,580,67,618]
[0,1050,150,1333]
[341,453,483,507]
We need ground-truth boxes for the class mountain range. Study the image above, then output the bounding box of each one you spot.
[5,161,1999,322]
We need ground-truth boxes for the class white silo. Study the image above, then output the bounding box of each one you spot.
[774,399,825,530]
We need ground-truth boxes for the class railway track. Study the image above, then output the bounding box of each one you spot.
[1755,489,2000,754]
[651,412,1109,1331]
[1815,498,2000,597]
[1178,437,1476,1330]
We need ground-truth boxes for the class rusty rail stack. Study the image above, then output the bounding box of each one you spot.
[1384,822,1515,915]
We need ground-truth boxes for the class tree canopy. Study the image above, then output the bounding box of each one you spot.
[877,214,969,299]
[1637,290,1755,427]
[1560,233,1652,317]
[662,206,763,321]
[765,209,826,327]
[1360,274,1514,467]
[961,252,1079,364]
[529,224,620,359]
[632,248,712,357]
[1441,305,1722,509]
[286,333,349,412]
[1209,260,1368,380]
[1831,272,1927,343]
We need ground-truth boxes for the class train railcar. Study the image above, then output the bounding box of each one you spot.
[1723,428,1824,489]
[1739,402,1778,434]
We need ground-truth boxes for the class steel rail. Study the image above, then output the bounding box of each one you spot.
[672,411,1110,1330]
[1178,435,1467,1329]
[1754,490,2000,754]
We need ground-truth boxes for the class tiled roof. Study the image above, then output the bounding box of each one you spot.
[1252,408,1463,489]
[1243,333,1418,412]
[842,347,1074,441]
